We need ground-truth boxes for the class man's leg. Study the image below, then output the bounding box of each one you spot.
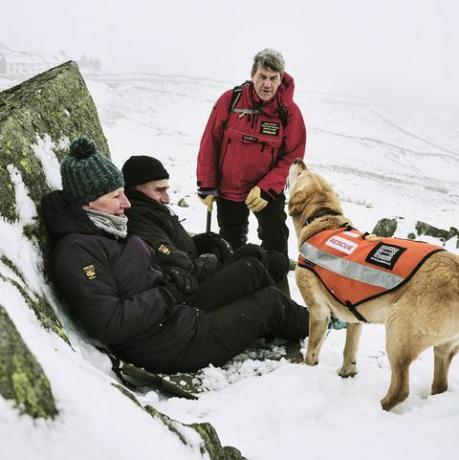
[255,194,291,295]
[173,286,309,372]
[216,197,250,250]
[193,257,275,312]
[255,193,289,255]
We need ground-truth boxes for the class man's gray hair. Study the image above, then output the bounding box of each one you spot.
[251,49,285,77]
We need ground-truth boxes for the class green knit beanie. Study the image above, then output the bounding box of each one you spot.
[61,136,124,204]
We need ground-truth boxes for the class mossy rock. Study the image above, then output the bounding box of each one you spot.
[372,218,398,237]
[0,304,58,419]
[415,221,458,242]
[114,384,245,459]
[0,255,69,343]
[0,60,108,247]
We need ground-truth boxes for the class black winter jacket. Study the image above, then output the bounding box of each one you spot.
[41,191,198,369]
[125,190,219,280]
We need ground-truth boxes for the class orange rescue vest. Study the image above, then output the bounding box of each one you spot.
[298,227,443,318]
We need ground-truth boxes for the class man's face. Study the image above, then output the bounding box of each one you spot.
[251,66,282,101]
[136,179,170,205]
[86,187,131,216]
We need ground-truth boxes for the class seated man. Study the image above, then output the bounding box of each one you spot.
[122,155,289,310]
[42,137,309,374]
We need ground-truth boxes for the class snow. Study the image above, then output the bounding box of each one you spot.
[0,69,458,459]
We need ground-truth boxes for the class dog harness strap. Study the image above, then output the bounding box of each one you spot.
[345,301,368,323]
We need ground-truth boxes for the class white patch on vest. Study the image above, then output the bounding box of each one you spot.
[325,236,358,255]
[343,230,362,239]
[369,244,401,266]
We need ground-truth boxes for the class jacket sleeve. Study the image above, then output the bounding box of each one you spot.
[53,240,174,346]
[127,211,218,280]
[196,90,233,190]
[127,210,194,272]
[257,103,306,196]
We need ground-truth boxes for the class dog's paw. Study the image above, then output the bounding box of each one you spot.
[305,355,319,366]
[338,364,358,378]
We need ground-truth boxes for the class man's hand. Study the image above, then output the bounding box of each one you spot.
[198,188,217,211]
[245,186,269,213]
[193,232,233,263]
[163,266,198,295]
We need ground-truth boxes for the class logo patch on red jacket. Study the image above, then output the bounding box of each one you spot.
[260,121,280,136]
[365,243,406,270]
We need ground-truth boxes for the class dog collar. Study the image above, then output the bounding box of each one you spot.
[304,208,342,227]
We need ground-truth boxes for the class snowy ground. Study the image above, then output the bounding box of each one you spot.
[1,72,458,459]
[86,73,459,460]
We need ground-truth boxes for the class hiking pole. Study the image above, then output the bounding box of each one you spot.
[206,205,212,233]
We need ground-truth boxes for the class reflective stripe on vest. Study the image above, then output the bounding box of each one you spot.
[300,242,405,289]
[297,227,443,307]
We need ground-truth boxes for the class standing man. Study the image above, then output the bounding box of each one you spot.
[196,48,306,287]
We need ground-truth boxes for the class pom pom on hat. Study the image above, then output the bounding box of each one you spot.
[69,136,98,159]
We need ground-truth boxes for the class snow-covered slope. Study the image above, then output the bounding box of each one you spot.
[86,73,458,460]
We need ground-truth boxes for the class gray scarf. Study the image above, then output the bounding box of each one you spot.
[85,209,128,239]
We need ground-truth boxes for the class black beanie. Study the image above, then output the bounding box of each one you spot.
[122,155,170,189]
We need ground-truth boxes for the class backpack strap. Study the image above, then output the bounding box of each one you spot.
[278,105,289,128]
[228,80,251,114]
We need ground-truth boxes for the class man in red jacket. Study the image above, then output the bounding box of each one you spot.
[196,49,306,288]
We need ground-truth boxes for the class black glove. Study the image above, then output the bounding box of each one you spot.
[192,232,233,263]
[162,266,198,295]
[265,250,290,282]
[228,243,268,267]
[193,253,220,281]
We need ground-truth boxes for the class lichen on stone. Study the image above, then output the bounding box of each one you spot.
[112,384,245,459]
[0,304,58,419]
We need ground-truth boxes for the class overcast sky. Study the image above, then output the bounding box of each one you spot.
[2,0,458,107]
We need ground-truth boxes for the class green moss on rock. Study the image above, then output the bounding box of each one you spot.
[0,60,109,229]
[0,255,69,344]
[372,218,398,237]
[416,221,458,243]
[0,305,58,419]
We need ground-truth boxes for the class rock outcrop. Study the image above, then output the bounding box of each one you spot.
[372,217,458,248]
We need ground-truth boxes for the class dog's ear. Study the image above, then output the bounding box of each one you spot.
[288,190,307,216]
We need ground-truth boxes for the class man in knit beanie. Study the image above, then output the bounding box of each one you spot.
[41,137,310,375]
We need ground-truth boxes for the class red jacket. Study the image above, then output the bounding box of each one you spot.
[197,73,306,202]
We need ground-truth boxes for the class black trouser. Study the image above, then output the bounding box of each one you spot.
[216,194,289,256]
[171,286,309,373]
[192,256,275,312]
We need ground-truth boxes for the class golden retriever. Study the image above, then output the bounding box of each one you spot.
[288,158,459,410]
